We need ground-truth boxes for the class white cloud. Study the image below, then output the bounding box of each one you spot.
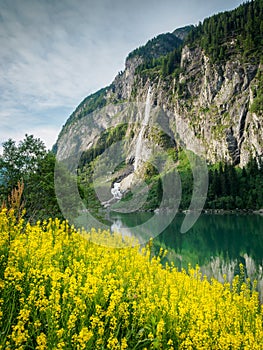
[0,125,59,154]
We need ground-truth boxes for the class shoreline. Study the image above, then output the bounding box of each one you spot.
[202,208,263,215]
[139,208,263,215]
[101,207,263,216]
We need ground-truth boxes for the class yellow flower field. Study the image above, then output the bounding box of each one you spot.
[0,208,263,349]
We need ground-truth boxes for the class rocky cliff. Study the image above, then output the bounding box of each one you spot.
[56,2,263,170]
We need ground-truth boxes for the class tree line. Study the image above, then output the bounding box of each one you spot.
[206,158,263,210]
[178,157,263,211]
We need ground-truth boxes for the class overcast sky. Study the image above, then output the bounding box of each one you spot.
[0,0,245,151]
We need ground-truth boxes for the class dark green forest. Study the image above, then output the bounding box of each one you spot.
[186,0,263,62]
[132,0,263,100]
[144,154,263,211]
[206,159,263,210]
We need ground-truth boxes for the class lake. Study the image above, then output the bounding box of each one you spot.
[109,212,263,300]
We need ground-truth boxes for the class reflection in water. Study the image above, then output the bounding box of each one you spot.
[110,213,263,301]
[111,219,132,240]
[110,214,151,244]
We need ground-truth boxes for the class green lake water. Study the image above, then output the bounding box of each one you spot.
[109,212,263,299]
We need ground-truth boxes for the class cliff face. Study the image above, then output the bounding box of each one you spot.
[171,45,262,166]
[56,43,262,168]
[56,7,263,170]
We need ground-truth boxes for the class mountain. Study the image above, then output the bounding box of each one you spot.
[172,25,194,40]
[55,0,263,212]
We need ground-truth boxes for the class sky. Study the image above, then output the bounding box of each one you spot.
[0,0,245,152]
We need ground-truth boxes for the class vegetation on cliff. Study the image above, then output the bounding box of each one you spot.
[186,0,263,62]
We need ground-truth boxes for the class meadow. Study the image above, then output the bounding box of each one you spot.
[0,208,263,349]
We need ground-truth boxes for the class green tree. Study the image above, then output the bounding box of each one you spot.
[0,134,46,195]
[24,152,63,221]
[0,134,70,222]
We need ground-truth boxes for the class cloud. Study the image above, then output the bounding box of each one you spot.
[0,1,125,100]
[0,0,244,151]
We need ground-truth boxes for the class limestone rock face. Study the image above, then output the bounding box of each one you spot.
[112,56,143,101]
[56,41,262,168]
[172,45,261,166]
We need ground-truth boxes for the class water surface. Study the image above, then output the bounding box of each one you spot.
[110,212,263,299]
